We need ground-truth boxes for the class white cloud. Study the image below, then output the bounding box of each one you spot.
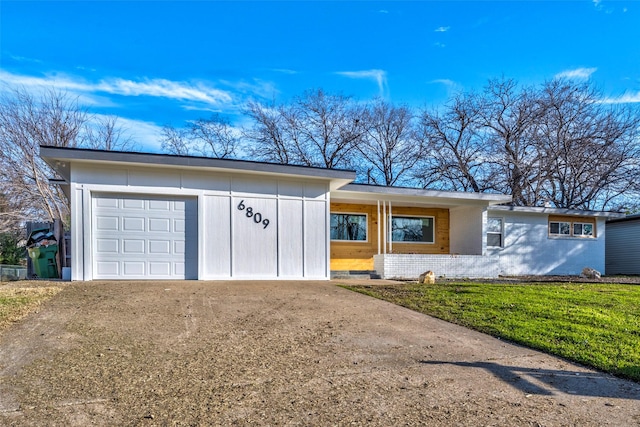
[106,116,166,152]
[433,42,446,48]
[0,70,233,106]
[434,26,450,32]
[600,92,640,104]
[554,67,597,80]
[431,79,457,88]
[378,9,389,14]
[335,69,388,97]
[270,68,298,75]
[96,78,232,104]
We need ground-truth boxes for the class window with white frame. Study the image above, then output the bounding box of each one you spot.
[573,222,594,237]
[390,216,434,243]
[549,221,571,236]
[330,213,367,241]
[549,219,595,238]
[487,217,503,247]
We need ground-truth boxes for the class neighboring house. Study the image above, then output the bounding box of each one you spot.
[41,146,623,281]
[605,215,640,275]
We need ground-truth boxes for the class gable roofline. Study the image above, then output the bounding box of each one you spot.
[40,146,357,189]
[488,205,625,218]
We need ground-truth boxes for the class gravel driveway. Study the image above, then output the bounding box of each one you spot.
[1,280,639,426]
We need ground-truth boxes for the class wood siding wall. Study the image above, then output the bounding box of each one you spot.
[330,202,450,271]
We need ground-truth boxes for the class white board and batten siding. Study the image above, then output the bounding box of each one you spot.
[70,163,331,280]
[201,177,329,280]
[605,218,640,275]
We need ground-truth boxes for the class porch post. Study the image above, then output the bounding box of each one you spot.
[388,201,393,254]
[377,200,381,255]
[382,200,387,254]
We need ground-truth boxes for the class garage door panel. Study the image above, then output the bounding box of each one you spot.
[149,200,170,210]
[123,217,145,231]
[123,199,145,209]
[96,198,119,208]
[149,218,170,232]
[96,238,119,254]
[96,216,119,231]
[149,240,171,254]
[123,239,145,254]
[174,240,185,254]
[124,262,145,276]
[149,262,171,276]
[93,194,197,280]
[96,261,119,275]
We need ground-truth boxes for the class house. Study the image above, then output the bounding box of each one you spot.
[41,146,623,281]
[605,214,640,275]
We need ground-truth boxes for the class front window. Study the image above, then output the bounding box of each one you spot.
[487,217,503,247]
[390,216,434,243]
[330,213,367,241]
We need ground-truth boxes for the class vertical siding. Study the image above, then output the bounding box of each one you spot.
[278,199,304,277]
[304,200,328,278]
[605,220,640,275]
[202,195,231,278]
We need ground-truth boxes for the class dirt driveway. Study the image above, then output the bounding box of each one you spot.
[1,280,639,426]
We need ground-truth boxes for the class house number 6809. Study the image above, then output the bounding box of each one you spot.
[237,200,270,229]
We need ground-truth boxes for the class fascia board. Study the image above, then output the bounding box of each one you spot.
[488,205,626,219]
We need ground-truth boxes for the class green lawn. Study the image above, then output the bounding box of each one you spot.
[343,282,640,382]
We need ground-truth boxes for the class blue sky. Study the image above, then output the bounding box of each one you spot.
[1,1,639,152]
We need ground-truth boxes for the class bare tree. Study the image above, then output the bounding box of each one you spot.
[0,87,86,226]
[244,89,364,169]
[474,78,547,205]
[534,79,640,210]
[84,115,139,151]
[161,125,192,156]
[357,100,420,186]
[416,94,495,192]
[162,114,240,158]
[243,100,293,164]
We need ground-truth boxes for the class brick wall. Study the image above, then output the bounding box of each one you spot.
[374,254,500,280]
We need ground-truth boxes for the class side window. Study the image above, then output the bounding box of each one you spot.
[549,219,595,238]
[487,217,503,247]
[549,221,571,236]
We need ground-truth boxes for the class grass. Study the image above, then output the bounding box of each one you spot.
[0,284,62,332]
[343,282,640,382]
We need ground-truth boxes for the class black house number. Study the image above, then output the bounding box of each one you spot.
[237,200,270,229]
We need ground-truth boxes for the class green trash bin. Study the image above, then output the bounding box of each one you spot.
[27,228,59,279]
[28,245,59,279]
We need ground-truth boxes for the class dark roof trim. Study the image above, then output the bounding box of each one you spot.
[606,213,640,223]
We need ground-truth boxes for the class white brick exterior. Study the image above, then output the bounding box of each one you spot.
[374,254,500,279]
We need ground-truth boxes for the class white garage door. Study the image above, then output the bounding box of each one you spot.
[92,194,197,279]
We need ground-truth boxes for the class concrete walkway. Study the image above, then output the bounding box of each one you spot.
[1,280,638,426]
